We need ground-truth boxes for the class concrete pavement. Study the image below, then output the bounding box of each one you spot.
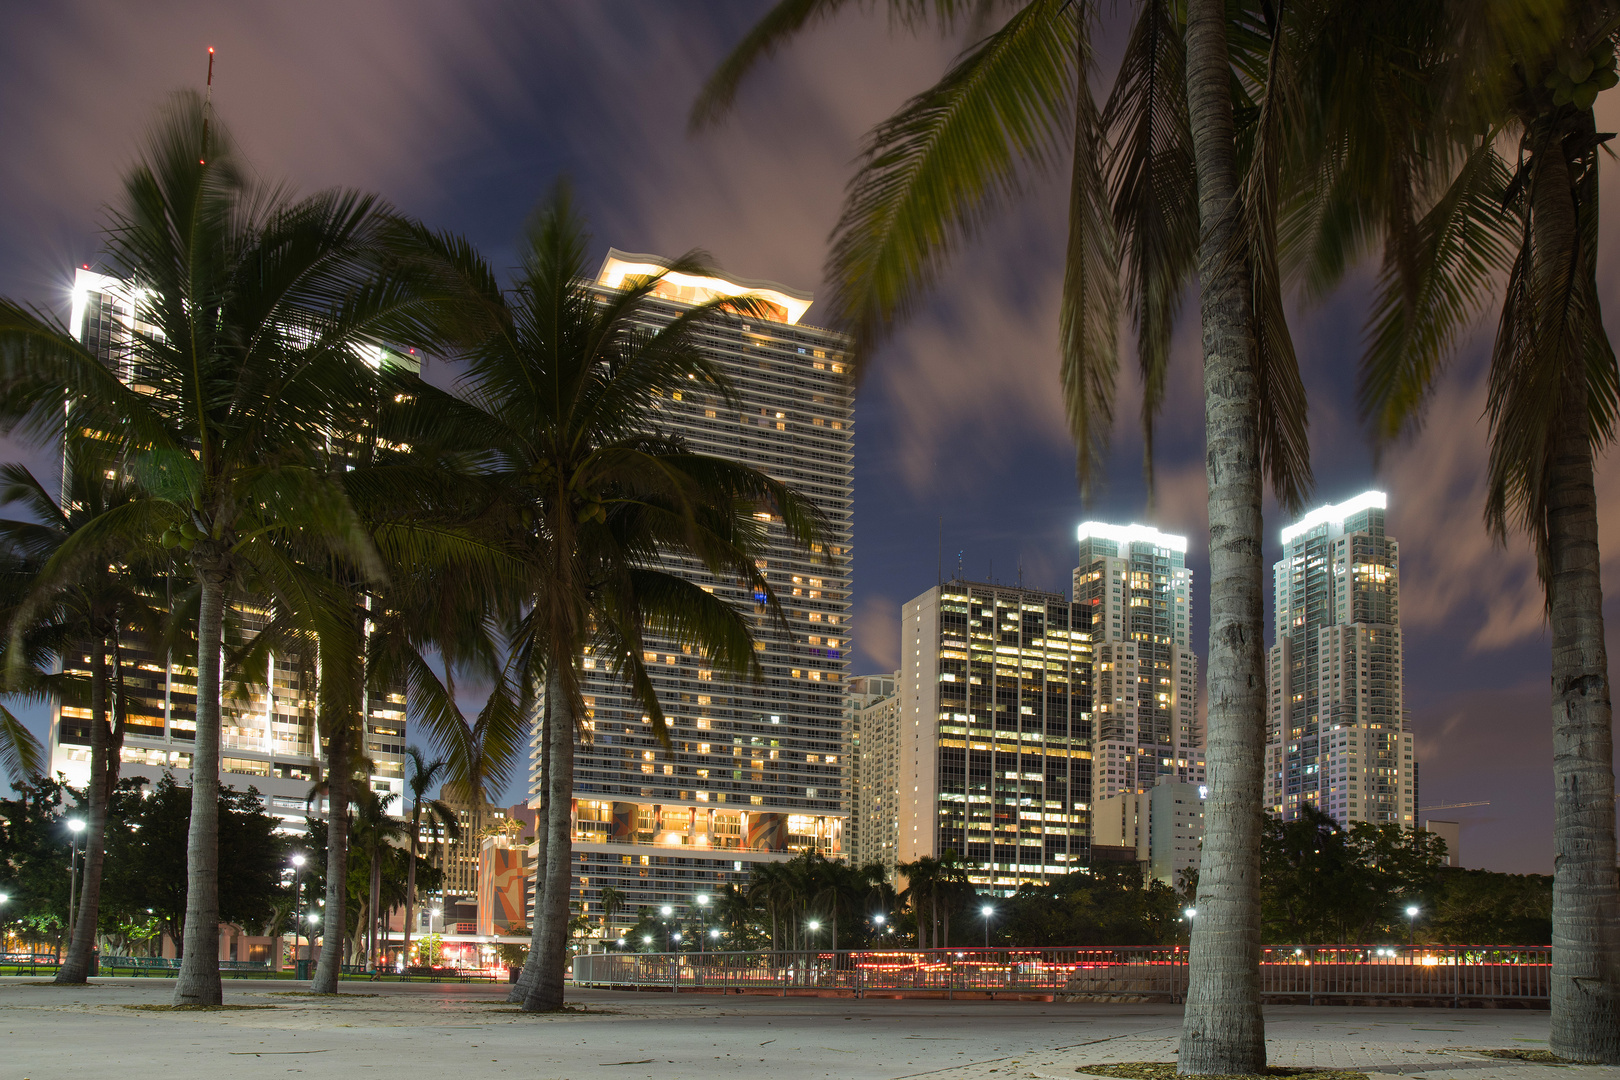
[0,977,1610,1080]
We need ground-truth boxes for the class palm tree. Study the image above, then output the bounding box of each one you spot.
[598,885,626,936]
[0,442,166,984]
[1319,7,1620,1062]
[694,6,1311,1069]
[400,747,459,973]
[0,95,422,1005]
[897,855,941,949]
[350,789,409,970]
[405,184,826,1012]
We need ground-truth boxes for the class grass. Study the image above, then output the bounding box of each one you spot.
[1077,1065,1370,1080]
[1476,1050,1573,1065]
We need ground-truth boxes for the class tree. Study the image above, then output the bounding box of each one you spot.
[100,774,285,955]
[349,789,408,970]
[0,441,168,984]
[0,94,422,1004]
[404,184,825,1012]
[598,885,626,935]
[400,747,458,973]
[693,4,1312,1068]
[1329,6,1620,1060]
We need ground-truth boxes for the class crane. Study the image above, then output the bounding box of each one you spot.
[1417,801,1489,812]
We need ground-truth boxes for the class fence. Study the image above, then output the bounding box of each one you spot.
[571,945,1552,1006]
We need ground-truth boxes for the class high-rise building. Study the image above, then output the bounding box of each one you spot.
[539,251,854,929]
[844,671,900,871]
[1072,523,1203,801]
[896,581,1092,893]
[1092,780,1206,886]
[47,269,409,830]
[1264,491,1413,825]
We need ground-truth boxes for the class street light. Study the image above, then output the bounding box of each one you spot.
[66,818,86,931]
[1405,905,1420,946]
[290,854,306,973]
[806,919,821,951]
[981,905,994,948]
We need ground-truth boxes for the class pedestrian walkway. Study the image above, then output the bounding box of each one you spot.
[0,976,1609,1080]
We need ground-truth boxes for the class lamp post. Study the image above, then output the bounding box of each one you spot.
[806,919,820,951]
[660,905,675,952]
[1405,905,1419,947]
[65,818,86,931]
[696,894,710,953]
[981,905,994,949]
[290,854,306,973]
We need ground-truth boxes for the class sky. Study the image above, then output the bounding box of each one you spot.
[2,2,1616,874]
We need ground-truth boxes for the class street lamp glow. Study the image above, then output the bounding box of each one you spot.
[0,892,8,903]
[617,937,626,947]
[660,905,673,917]
[1405,905,1419,917]
[872,914,885,925]
[643,935,653,945]
[981,905,993,917]
[709,928,720,939]
[67,819,85,833]
[672,932,682,941]
[807,920,820,931]
[1184,907,1196,919]
[291,854,305,867]
[696,894,709,906]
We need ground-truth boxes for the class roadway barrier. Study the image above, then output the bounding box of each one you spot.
[571,945,1551,1006]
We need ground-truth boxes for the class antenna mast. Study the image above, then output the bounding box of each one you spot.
[200,46,215,164]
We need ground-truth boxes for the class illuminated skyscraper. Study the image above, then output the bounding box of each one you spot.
[543,251,854,931]
[844,671,900,871]
[1072,523,1203,801]
[896,581,1093,893]
[48,268,409,830]
[1264,491,1413,825]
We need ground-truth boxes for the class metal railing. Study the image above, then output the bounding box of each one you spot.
[572,945,1552,1005]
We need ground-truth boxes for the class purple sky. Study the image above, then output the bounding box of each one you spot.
[3,3,1616,873]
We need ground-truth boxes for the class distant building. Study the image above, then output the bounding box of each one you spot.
[844,672,900,871]
[531,251,855,930]
[1264,492,1414,826]
[1424,819,1461,867]
[1073,523,1204,801]
[1092,779,1206,886]
[897,581,1093,893]
[49,269,409,830]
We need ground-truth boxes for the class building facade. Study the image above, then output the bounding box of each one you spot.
[1264,491,1413,825]
[1072,523,1203,802]
[48,269,408,831]
[844,671,900,871]
[896,581,1093,894]
[1091,779,1206,886]
[533,251,854,931]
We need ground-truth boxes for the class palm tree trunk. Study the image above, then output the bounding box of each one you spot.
[369,841,382,970]
[1179,0,1266,1070]
[312,730,351,992]
[56,636,108,984]
[175,566,227,1006]
[509,686,552,1002]
[1541,127,1620,1064]
[403,821,418,970]
[522,665,574,1011]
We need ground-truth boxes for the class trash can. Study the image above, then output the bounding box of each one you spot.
[88,949,99,977]
[296,959,312,980]
[508,967,520,984]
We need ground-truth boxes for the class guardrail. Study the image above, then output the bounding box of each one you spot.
[572,945,1552,1006]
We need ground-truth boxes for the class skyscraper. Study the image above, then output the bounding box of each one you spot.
[843,671,900,871]
[1264,491,1413,825]
[47,268,409,829]
[896,581,1092,893]
[545,251,854,931]
[1072,523,1203,801]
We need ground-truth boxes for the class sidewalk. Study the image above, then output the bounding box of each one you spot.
[0,977,1610,1080]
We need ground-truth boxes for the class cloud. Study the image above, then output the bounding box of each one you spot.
[852,591,900,672]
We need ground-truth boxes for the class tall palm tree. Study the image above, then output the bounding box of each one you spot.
[0,95,422,1004]
[400,747,459,973]
[0,443,165,984]
[694,6,1311,1069]
[1318,5,1620,1062]
[405,185,826,1013]
[599,885,626,936]
[350,789,409,969]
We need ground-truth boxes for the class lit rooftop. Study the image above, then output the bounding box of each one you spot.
[1076,522,1188,554]
[1280,490,1387,544]
[596,248,813,326]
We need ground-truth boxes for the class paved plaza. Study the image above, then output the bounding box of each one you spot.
[1,977,1614,1080]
